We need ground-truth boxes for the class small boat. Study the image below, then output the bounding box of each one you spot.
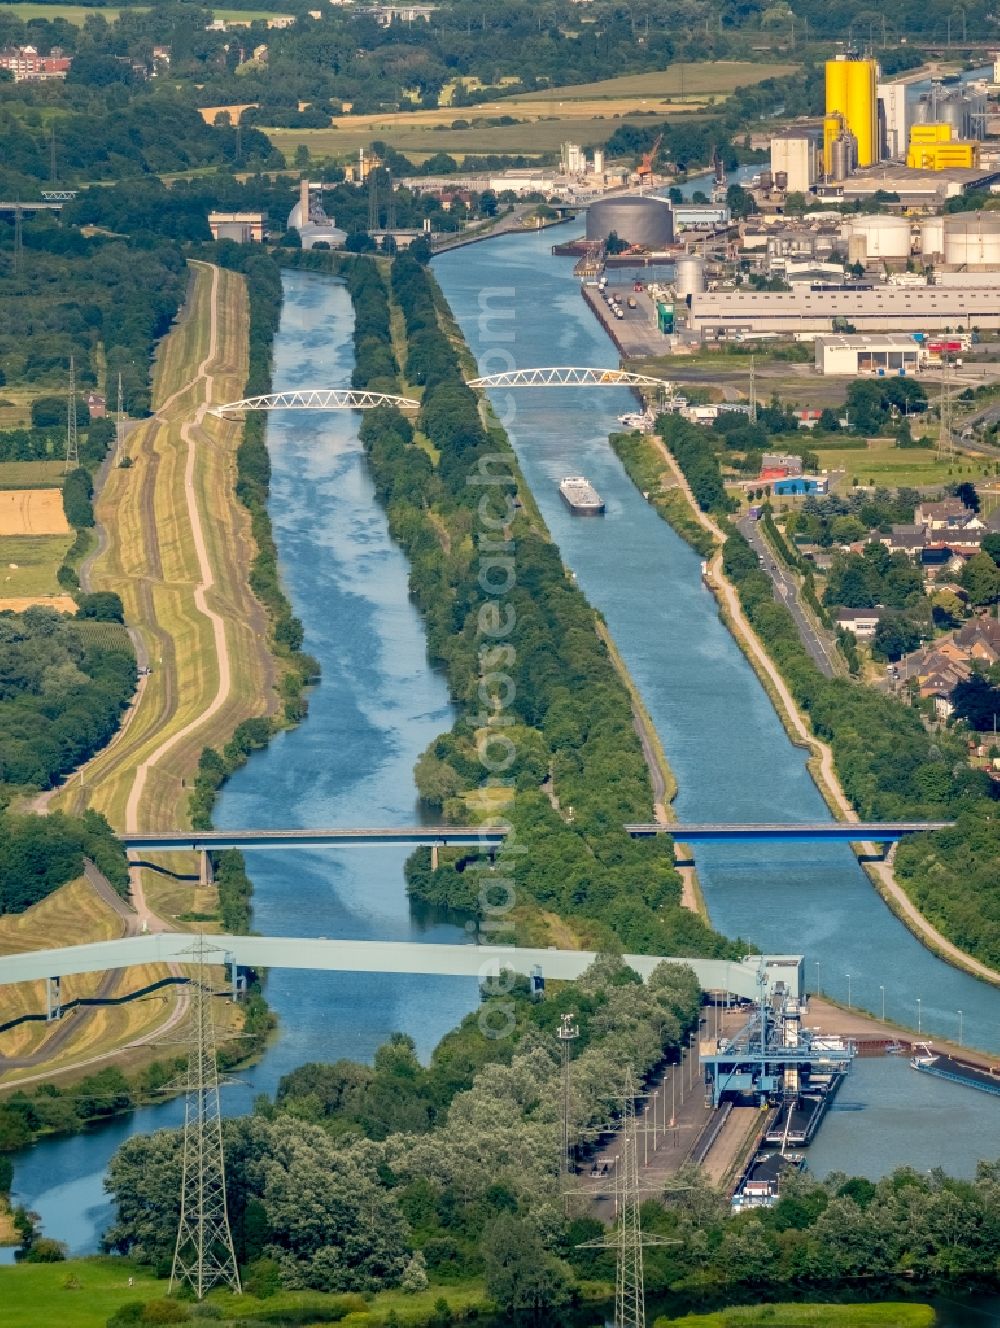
[559,475,605,515]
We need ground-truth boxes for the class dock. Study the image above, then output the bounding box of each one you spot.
[581,283,667,359]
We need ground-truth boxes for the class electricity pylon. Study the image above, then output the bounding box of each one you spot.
[938,355,953,457]
[65,357,78,471]
[577,1067,678,1328]
[170,936,242,1300]
[748,355,758,425]
[116,371,125,456]
[557,1012,580,1207]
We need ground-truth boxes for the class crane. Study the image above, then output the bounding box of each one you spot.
[636,132,662,183]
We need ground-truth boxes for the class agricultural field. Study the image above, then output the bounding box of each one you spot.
[0,487,69,535]
[0,532,73,600]
[0,3,282,23]
[266,61,796,162]
[0,460,68,489]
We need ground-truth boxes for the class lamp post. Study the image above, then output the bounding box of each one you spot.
[879,985,885,1023]
[958,1009,963,1047]
[845,974,852,1010]
[815,961,820,995]
[917,996,922,1034]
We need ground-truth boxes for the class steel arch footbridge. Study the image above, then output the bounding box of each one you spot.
[466,367,674,390]
[210,389,420,418]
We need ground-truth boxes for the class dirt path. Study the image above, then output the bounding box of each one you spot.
[652,436,1000,988]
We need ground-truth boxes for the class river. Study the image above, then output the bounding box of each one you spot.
[5,236,998,1259]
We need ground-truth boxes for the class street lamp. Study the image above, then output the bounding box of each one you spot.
[815,961,821,995]
[879,985,885,1023]
[958,1009,963,1047]
[845,974,852,1009]
[917,996,922,1034]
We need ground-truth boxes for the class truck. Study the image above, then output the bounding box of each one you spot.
[627,296,637,309]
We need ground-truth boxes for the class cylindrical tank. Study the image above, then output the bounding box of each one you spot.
[920,216,945,258]
[774,170,788,190]
[913,98,930,125]
[674,255,706,298]
[830,136,852,181]
[760,169,773,189]
[586,196,674,248]
[940,95,964,136]
[943,213,1000,267]
[847,214,911,259]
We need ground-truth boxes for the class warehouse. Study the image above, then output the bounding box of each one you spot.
[814,334,925,376]
[688,285,1000,337]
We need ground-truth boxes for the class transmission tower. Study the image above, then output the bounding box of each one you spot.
[577,1067,678,1328]
[65,356,79,471]
[116,371,125,456]
[938,354,953,457]
[49,126,57,185]
[557,1012,580,1206]
[368,168,380,230]
[385,169,396,231]
[748,355,758,424]
[170,936,242,1301]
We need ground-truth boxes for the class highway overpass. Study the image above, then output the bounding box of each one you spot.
[625,822,953,843]
[0,933,804,1002]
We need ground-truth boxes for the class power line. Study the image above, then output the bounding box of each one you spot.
[170,936,242,1301]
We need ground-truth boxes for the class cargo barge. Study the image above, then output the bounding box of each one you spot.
[559,475,606,515]
[910,1043,1000,1098]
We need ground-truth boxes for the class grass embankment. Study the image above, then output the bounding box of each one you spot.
[265,61,794,161]
[3,263,274,1083]
[656,1308,935,1328]
[611,430,715,557]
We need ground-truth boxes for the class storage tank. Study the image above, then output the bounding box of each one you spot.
[830,135,852,181]
[847,214,911,260]
[920,216,945,258]
[943,213,1000,267]
[586,196,674,248]
[674,254,706,298]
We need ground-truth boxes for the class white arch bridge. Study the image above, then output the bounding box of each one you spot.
[210,389,420,418]
[466,367,674,390]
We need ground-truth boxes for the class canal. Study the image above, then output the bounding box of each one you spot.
[6,236,999,1256]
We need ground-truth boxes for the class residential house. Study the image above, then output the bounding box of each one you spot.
[0,45,71,81]
[915,498,985,542]
[760,452,802,480]
[835,607,885,639]
[955,616,1000,665]
[876,524,925,556]
[86,392,106,419]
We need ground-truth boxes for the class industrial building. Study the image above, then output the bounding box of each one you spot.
[907,122,980,171]
[287,180,347,250]
[825,56,878,170]
[769,128,820,193]
[687,284,1000,337]
[814,334,924,376]
[878,80,910,160]
[208,211,266,243]
[585,196,674,249]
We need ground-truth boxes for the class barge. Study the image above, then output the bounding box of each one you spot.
[559,475,606,515]
[910,1043,1000,1098]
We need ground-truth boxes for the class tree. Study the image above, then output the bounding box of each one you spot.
[980,532,1000,567]
[951,675,1000,730]
[77,591,125,622]
[872,612,922,662]
[952,480,980,512]
[961,552,1000,608]
[481,1214,572,1319]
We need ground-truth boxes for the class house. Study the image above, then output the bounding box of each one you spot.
[772,475,828,497]
[0,45,71,81]
[835,607,885,639]
[955,616,1000,665]
[760,452,802,480]
[86,392,107,419]
[878,523,925,556]
[915,498,981,538]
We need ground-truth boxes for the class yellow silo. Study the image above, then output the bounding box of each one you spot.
[825,57,878,169]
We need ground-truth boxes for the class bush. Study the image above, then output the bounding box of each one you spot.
[77,591,125,622]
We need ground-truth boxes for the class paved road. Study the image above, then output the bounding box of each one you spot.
[737,514,840,679]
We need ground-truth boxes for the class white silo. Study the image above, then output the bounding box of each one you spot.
[943,213,1000,267]
[674,255,706,298]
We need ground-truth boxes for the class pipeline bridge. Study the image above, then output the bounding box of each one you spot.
[0,933,805,1018]
[209,389,420,418]
[119,821,952,853]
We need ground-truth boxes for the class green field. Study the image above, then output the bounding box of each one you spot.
[656,1307,935,1328]
[0,3,280,23]
[817,441,1000,489]
[0,1259,161,1328]
[0,532,72,596]
[521,61,797,101]
[0,460,68,489]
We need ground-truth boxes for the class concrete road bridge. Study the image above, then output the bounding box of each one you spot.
[210,389,420,418]
[119,822,952,854]
[0,933,805,1018]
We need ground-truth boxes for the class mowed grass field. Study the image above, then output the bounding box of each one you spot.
[0,531,73,597]
[266,60,795,161]
[817,440,1000,489]
[0,460,68,489]
[657,1308,935,1328]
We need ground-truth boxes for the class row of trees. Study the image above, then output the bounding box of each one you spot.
[0,807,127,914]
[0,607,137,798]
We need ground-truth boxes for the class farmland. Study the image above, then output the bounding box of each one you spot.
[0,4,282,24]
[265,60,796,162]
[0,460,68,490]
[0,488,69,536]
[0,533,73,599]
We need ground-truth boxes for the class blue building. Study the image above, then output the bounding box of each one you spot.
[772,475,829,497]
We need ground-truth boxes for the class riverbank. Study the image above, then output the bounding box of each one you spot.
[630,419,1000,993]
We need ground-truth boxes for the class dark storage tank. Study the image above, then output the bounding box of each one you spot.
[586,196,674,248]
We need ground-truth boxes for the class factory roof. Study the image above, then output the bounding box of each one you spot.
[816,333,922,349]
